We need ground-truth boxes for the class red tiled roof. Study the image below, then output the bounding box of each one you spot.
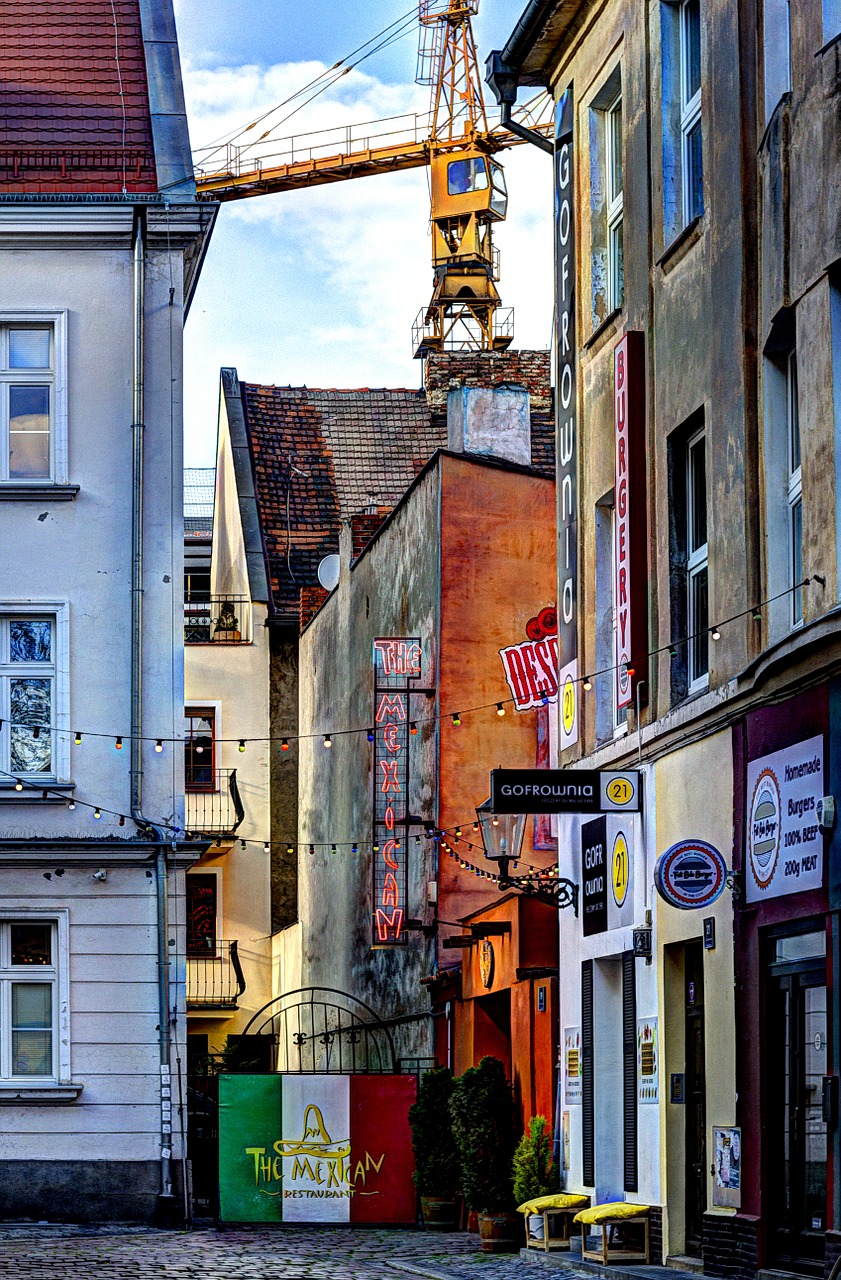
[0,0,157,192]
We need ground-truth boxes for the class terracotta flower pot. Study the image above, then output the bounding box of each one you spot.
[478,1211,520,1253]
[420,1196,458,1231]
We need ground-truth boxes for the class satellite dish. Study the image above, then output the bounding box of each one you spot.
[317,554,341,592]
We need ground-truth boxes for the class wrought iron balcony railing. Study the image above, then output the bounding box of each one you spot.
[186,939,246,1009]
[184,595,251,644]
[185,769,245,838]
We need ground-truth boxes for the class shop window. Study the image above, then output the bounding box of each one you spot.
[661,0,704,244]
[668,412,709,703]
[589,67,624,331]
[764,0,792,123]
[185,708,215,792]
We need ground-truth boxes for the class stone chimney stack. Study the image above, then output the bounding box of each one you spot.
[424,350,551,467]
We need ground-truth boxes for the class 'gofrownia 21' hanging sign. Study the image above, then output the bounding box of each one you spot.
[654,840,728,910]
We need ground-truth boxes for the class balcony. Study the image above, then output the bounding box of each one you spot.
[184,595,251,644]
[185,769,245,839]
[187,939,246,1012]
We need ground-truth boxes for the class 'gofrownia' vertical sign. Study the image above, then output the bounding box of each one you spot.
[372,639,421,946]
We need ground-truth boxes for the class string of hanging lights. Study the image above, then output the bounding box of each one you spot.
[2,574,816,752]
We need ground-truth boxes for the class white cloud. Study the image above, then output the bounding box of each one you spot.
[181,57,553,464]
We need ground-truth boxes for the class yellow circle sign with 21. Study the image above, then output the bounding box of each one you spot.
[562,677,575,735]
[612,831,629,908]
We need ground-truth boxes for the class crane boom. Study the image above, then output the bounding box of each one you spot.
[193,2,552,355]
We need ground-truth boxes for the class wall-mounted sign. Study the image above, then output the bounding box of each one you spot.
[611,829,629,908]
[564,1026,581,1104]
[218,1073,417,1224]
[713,1126,741,1208]
[555,87,578,753]
[613,333,647,709]
[746,735,824,903]
[654,840,728,910]
[637,1018,659,1104]
[371,638,421,945]
[479,939,494,989]
[491,767,640,814]
[581,816,607,936]
[499,606,559,711]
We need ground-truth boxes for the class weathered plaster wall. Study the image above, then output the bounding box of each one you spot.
[297,466,441,1059]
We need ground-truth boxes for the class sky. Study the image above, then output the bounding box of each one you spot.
[174,0,554,466]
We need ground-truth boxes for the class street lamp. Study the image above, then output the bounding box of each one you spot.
[475,797,526,888]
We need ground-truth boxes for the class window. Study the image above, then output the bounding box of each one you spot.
[661,1,703,243]
[448,157,488,195]
[686,428,709,689]
[606,94,625,315]
[589,68,624,330]
[186,874,218,956]
[595,497,627,741]
[0,616,55,777]
[185,709,215,792]
[679,0,703,225]
[763,0,792,124]
[786,349,803,626]
[823,0,841,44]
[0,314,67,485]
[0,921,57,1079]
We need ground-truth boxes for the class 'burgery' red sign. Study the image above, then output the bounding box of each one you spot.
[500,606,559,711]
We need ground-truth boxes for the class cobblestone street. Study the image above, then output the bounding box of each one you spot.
[0,1225,578,1280]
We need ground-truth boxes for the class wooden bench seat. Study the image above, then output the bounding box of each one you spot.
[573,1202,651,1265]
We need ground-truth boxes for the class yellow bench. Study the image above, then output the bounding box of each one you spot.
[573,1202,651,1265]
[517,1193,590,1252]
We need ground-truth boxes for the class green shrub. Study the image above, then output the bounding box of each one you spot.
[512,1115,557,1206]
[408,1067,460,1197]
[449,1056,515,1212]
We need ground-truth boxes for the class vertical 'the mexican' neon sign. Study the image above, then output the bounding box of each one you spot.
[372,639,421,946]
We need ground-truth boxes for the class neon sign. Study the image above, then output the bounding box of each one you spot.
[372,638,421,945]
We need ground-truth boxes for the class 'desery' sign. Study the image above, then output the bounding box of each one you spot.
[371,638,421,946]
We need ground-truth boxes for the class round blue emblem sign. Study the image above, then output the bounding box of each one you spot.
[654,840,727,910]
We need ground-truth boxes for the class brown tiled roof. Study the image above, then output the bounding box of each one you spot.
[242,355,555,624]
[0,0,157,193]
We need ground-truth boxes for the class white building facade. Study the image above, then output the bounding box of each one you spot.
[0,0,215,1222]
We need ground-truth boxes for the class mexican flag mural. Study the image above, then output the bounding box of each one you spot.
[218,1073,418,1224]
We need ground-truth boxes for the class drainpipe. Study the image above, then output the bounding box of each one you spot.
[129,211,177,1222]
[485,52,554,156]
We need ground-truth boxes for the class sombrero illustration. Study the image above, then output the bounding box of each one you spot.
[273,1104,350,1161]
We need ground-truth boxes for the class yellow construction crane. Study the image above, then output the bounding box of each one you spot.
[193,1,550,357]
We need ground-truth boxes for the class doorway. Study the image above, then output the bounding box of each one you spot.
[766,928,828,1274]
[684,941,707,1257]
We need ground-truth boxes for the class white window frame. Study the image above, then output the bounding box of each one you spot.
[0,910,70,1087]
[0,311,68,486]
[679,0,703,227]
[686,427,709,693]
[605,92,624,315]
[786,348,803,627]
[0,602,70,787]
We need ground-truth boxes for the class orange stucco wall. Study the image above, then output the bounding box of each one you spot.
[437,453,558,944]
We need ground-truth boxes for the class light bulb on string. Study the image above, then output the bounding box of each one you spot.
[115,737,123,750]
[410,722,418,735]
[238,740,246,753]
[33,725,40,739]
[496,703,505,716]
[155,740,163,753]
[263,842,270,854]
[582,677,592,691]
[323,734,332,749]
[286,844,294,855]
[352,843,358,855]
[711,625,721,641]
[14,781,23,792]
[119,815,125,827]
[93,809,101,819]
[281,739,289,751]
[366,729,375,742]
[452,713,461,726]
[74,732,82,745]
[67,800,76,811]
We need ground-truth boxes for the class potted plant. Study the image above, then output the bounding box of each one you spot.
[513,1115,557,1242]
[408,1067,460,1230]
[449,1056,517,1252]
[213,599,241,642]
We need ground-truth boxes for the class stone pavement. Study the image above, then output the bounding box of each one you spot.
[0,1224,581,1280]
